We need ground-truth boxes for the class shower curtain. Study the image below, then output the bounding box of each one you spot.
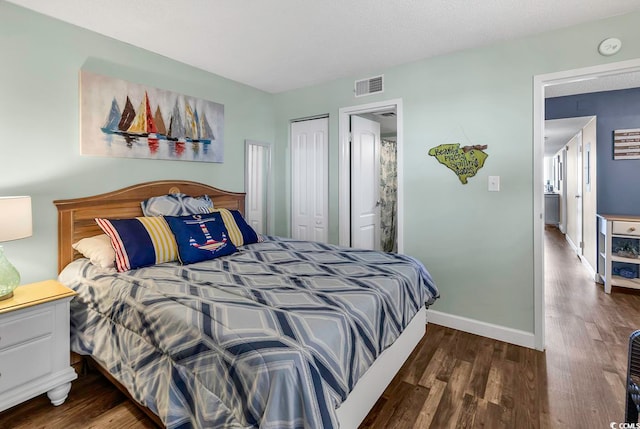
[380,138,397,252]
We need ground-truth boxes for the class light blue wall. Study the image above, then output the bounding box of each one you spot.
[4,2,640,335]
[0,3,275,284]
[273,11,640,333]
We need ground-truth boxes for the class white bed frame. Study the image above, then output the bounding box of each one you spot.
[335,306,426,428]
[54,180,427,428]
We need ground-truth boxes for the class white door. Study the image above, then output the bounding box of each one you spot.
[566,137,578,250]
[560,148,567,234]
[245,140,271,234]
[576,131,583,256]
[581,118,597,273]
[291,117,329,243]
[350,115,381,250]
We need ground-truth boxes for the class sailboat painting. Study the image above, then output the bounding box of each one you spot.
[80,70,224,162]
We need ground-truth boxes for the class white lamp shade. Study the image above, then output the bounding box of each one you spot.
[0,196,33,242]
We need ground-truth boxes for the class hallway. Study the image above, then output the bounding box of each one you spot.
[543,225,640,426]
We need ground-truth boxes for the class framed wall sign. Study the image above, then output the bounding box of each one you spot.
[613,128,640,160]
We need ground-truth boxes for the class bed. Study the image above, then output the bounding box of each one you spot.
[54,180,438,429]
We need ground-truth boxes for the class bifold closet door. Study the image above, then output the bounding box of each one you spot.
[290,117,328,243]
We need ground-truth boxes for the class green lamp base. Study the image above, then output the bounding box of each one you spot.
[0,246,20,301]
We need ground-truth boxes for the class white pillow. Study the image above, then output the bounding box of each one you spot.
[72,234,115,269]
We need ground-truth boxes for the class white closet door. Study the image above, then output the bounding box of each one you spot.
[291,117,329,243]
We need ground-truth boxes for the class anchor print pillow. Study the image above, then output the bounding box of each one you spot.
[164,213,238,265]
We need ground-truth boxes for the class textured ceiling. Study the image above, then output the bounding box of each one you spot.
[544,117,595,157]
[7,0,640,93]
[544,72,640,157]
[545,71,640,98]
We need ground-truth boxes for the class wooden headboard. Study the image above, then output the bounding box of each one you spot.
[54,180,245,273]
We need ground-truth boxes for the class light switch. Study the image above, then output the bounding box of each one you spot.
[488,176,500,192]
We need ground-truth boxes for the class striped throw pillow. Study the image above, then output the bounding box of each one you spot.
[141,193,213,216]
[208,208,262,246]
[96,217,178,272]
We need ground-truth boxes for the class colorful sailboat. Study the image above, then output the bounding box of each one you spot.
[118,96,136,133]
[127,92,156,138]
[199,112,215,144]
[184,103,197,142]
[101,98,121,135]
[183,103,215,144]
[113,96,137,144]
[167,100,186,143]
[153,106,167,138]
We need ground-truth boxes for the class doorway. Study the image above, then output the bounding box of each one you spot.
[338,99,403,252]
[534,58,640,351]
[545,118,598,272]
[245,139,272,235]
[349,113,398,251]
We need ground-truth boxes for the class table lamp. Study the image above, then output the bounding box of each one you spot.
[0,196,32,300]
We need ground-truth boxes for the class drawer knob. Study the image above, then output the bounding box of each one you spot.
[630,227,636,232]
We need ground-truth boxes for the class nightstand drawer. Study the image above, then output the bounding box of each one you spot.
[0,336,52,393]
[0,280,76,412]
[0,308,53,351]
[613,221,640,236]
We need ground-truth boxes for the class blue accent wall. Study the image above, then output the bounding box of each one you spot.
[546,88,640,215]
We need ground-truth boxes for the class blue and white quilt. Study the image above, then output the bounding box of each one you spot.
[60,236,439,429]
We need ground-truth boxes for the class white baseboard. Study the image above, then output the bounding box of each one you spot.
[565,235,579,253]
[426,309,536,349]
[579,255,597,281]
[564,236,597,282]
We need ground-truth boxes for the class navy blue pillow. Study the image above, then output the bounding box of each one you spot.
[164,213,237,265]
[209,208,262,246]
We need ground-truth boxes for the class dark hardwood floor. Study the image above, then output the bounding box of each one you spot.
[1,226,639,428]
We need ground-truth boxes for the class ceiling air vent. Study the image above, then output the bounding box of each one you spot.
[354,75,384,97]
[374,111,396,117]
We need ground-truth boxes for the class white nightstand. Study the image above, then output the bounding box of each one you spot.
[0,280,77,412]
